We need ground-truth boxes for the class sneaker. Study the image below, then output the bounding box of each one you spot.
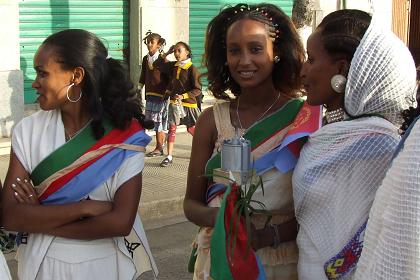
[146,149,164,157]
[160,157,173,167]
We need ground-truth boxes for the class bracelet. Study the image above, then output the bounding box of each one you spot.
[270,224,280,249]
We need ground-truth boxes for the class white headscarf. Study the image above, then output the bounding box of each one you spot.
[345,17,416,125]
[292,16,417,279]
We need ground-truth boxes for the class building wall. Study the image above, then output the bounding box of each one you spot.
[297,0,392,49]
[0,0,24,137]
[130,0,189,92]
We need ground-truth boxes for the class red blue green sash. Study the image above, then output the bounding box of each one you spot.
[208,100,322,280]
[205,99,322,177]
[30,119,151,205]
[210,184,266,280]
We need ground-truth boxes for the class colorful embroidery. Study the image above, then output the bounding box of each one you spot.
[324,221,367,279]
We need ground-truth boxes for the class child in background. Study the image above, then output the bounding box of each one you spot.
[155,41,201,167]
[139,31,169,157]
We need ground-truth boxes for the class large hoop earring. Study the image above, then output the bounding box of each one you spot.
[66,83,82,102]
[330,74,347,94]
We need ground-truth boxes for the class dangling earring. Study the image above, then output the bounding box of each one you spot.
[330,74,347,94]
[66,83,82,102]
[274,56,280,64]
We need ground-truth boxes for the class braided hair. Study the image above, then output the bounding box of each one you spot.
[203,3,305,99]
[143,30,166,53]
[317,9,371,63]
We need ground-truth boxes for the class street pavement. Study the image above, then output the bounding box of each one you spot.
[138,221,197,280]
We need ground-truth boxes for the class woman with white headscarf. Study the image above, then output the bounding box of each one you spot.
[292,9,417,280]
[354,68,420,280]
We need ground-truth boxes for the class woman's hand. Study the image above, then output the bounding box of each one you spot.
[251,219,299,251]
[251,224,271,251]
[11,177,39,205]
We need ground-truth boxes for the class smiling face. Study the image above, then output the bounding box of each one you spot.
[226,18,275,91]
[301,31,345,108]
[32,44,75,110]
[146,37,160,55]
[174,43,190,62]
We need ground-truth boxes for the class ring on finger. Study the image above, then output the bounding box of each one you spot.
[28,194,34,198]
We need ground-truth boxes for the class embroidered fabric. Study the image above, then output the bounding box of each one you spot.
[292,17,417,280]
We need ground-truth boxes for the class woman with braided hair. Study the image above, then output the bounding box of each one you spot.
[184,3,321,279]
[293,9,417,279]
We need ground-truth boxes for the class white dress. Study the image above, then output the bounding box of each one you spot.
[12,109,157,280]
[193,101,299,280]
[0,252,11,280]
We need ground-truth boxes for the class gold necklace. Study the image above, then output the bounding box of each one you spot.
[236,91,282,134]
[64,119,92,141]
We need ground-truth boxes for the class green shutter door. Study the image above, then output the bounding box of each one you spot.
[189,0,294,86]
[19,0,129,104]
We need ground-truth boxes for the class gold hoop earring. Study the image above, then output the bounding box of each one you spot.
[66,83,82,102]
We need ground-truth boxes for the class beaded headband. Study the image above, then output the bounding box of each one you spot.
[225,5,281,43]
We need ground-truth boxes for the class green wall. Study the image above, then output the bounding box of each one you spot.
[19,0,129,104]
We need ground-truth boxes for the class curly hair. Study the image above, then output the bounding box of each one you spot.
[43,29,153,139]
[400,66,420,134]
[317,9,372,63]
[203,3,305,99]
[143,30,166,53]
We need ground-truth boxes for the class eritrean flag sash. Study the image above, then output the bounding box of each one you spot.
[205,99,322,203]
[205,99,321,177]
[207,100,322,280]
[210,184,266,280]
[30,119,151,204]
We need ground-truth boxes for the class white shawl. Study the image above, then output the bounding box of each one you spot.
[292,17,416,280]
[354,117,420,280]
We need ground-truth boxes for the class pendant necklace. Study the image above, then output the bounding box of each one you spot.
[236,91,282,136]
[65,119,92,141]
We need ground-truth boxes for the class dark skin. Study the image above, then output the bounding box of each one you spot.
[1,45,144,239]
[3,151,143,238]
[184,19,298,250]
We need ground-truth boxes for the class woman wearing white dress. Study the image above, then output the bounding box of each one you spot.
[1,29,158,280]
